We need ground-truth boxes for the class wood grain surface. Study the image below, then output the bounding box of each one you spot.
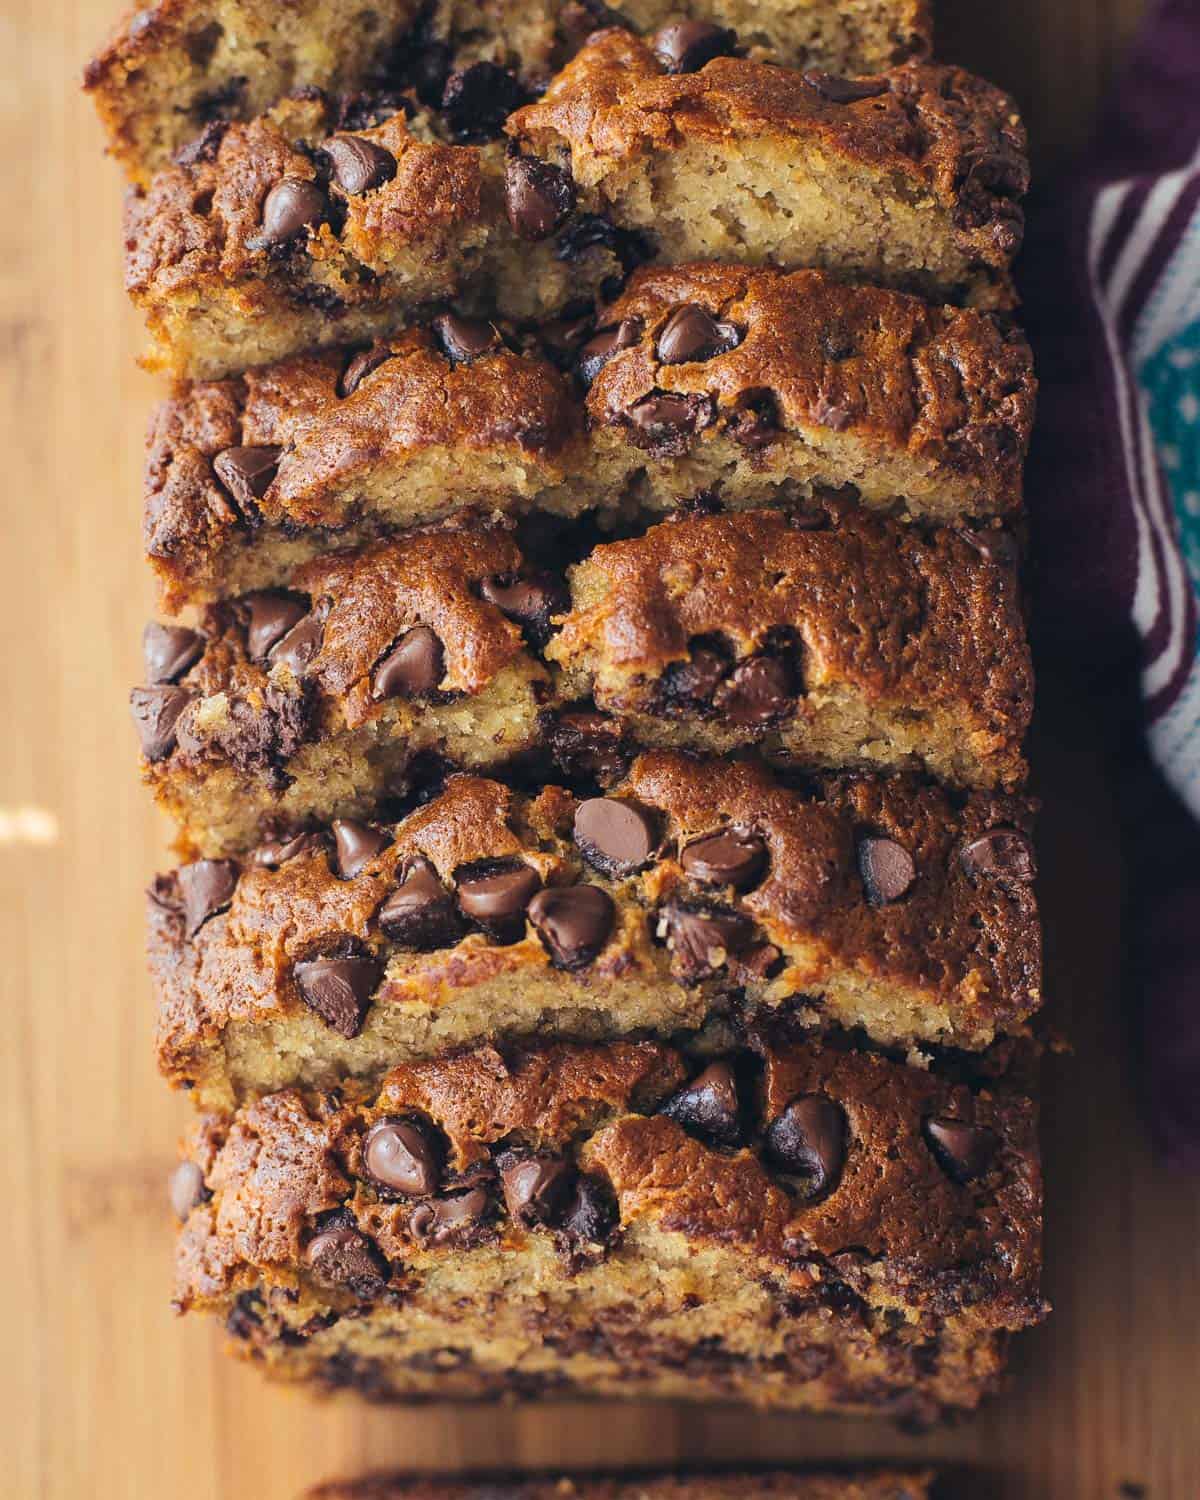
[4,1,1198,1497]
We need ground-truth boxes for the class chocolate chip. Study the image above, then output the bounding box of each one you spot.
[505,153,576,240]
[577,317,642,385]
[409,1186,491,1245]
[651,18,737,73]
[479,572,567,646]
[294,951,381,1037]
[173,119,228,167]
[857,836,916,906]
[543,709,631,784]
[659,1060,743,1146]
[362,1116,441,1196]
[765,1095,847,1201]
[455,860,541,935]
[130,685,191,761]
[527,883,616,969]
[656,304,740,364]
[256,177,327,245]
[813,395,855,431]
[560,1174,618,1244]
[378,857,464,949]
[268,610,324,675]
[252,831,326,867]
[624,391,713,455]
[142,622,203,685]
[371,626,443,700]
[714,656,795,726]
[242,591,307,662]
[500,1154,574,1228]
[431,312,501,365]
[555,213,650,272]
[321,134,397,195]
[225,1292,262,1340]
[573,797,658,876]
[662,643,729,706]
[960,828,1037,883]
[680,830,766,891]
[331,819,390,879]
[801,71,890,104]
[339,342,394,397]
[168,1160,207,1220]
[923,1117,997,1183]
[212,444,282,511]
[177,858,238,936]
[440,61,525,142]
[306,1223,388,1295]
[660,903,753,978]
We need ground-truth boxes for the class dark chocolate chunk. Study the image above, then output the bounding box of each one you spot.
[500,1154,574,1228]
[624,391,714,455]
[560,1174,618,1244]
[960,828,1037,883]
[371,626,444,699]
[680,829,766,891]
[339,342,394,398]
[177,857,238,937]
[243,591,307,662]
[659,1060,743,1146]
[251,831,327,868]
[455,860,541,933]
[651,18,737,73]
[212,444,282,510]
[765,1094,847,1201]
[431,312,501,365]
[656,303,740,364]
[362,1116,441,1196]
[378,857,464,948]
[130,685,191,761]
[294,951,381,1037]
[142,622,203,685]
[660,902,753,977]
[409,1186,491,1245]
[801,71,890,104]
[543,709,631,783]
[331,819,391,879]
[714,655,795,725]
[479,572,567,646]
[573,796,658,875]
[527,883,616,968]
[857,836,916,906]
[168,1160,207,1220]
[440,61,525,142]
[505,154,576,240]
[306,1222,388,1296]
[577,317,642,385]
[321,134,397,195]
[662,643,729,706]
[267,610,324,675]
[923,1117,997,1183]
[256,177,327,245]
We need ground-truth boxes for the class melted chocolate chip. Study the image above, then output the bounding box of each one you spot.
[923,1117,997,1183]
[573,796,658,876]
[256,177,327,245]
[142,622,203,685]
[543,710,631,783]
[294,950,381,1037]
[560,1174,618,1244]
[321,134,397,194]
[251,831,327,868]
[177,857,238,936]
[331,819,390,879]
[268,610,324,675]
[857,836,916,906]
[378,857,464,949]
[455,860,541,937]
[680,829,766,891]
[555,213,650,272]
[801,71,890,104]
[660,902,754,978]
[168,1160,207,1220]
[371,626,444,699]
[243,591,307,661]
[662,643,729,707]
[960,828,1037,883]
[624,391,714,456]
[130,685,192,761]
[765,1095,847,1201]
[527,883,616,969]
[306,1222,388,1296]
[212,444,283,512]
[440,62,525,142]
[651,18,737,73]
[362,1116,441,1196]
[659,1061,743,1146]
[500,1153,574,1228]
[577,317,642,385]
[714,655,795,726]
[505,153,576,239]
[339,342,394,397]
[409,1186,491,1245]
[656,303,741,364]
[479,572,567,646]
[431,312,501,365]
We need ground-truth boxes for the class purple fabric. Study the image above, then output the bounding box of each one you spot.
[1023,0,1200,1168]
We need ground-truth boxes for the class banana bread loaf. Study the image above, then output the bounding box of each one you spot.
[306,1472,936,1500]
[170,1035,1045,1418]
[150,751,1040,1107]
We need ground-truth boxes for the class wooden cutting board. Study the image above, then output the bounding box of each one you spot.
[4,1,1198,1496]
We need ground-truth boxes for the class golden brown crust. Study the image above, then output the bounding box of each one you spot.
[307,1472,936,1500]
[150,754,1040,1103]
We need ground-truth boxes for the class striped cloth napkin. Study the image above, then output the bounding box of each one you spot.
[1026,0,1200,1167]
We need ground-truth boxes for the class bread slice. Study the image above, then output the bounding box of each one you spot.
[170,1035,1045,1418]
